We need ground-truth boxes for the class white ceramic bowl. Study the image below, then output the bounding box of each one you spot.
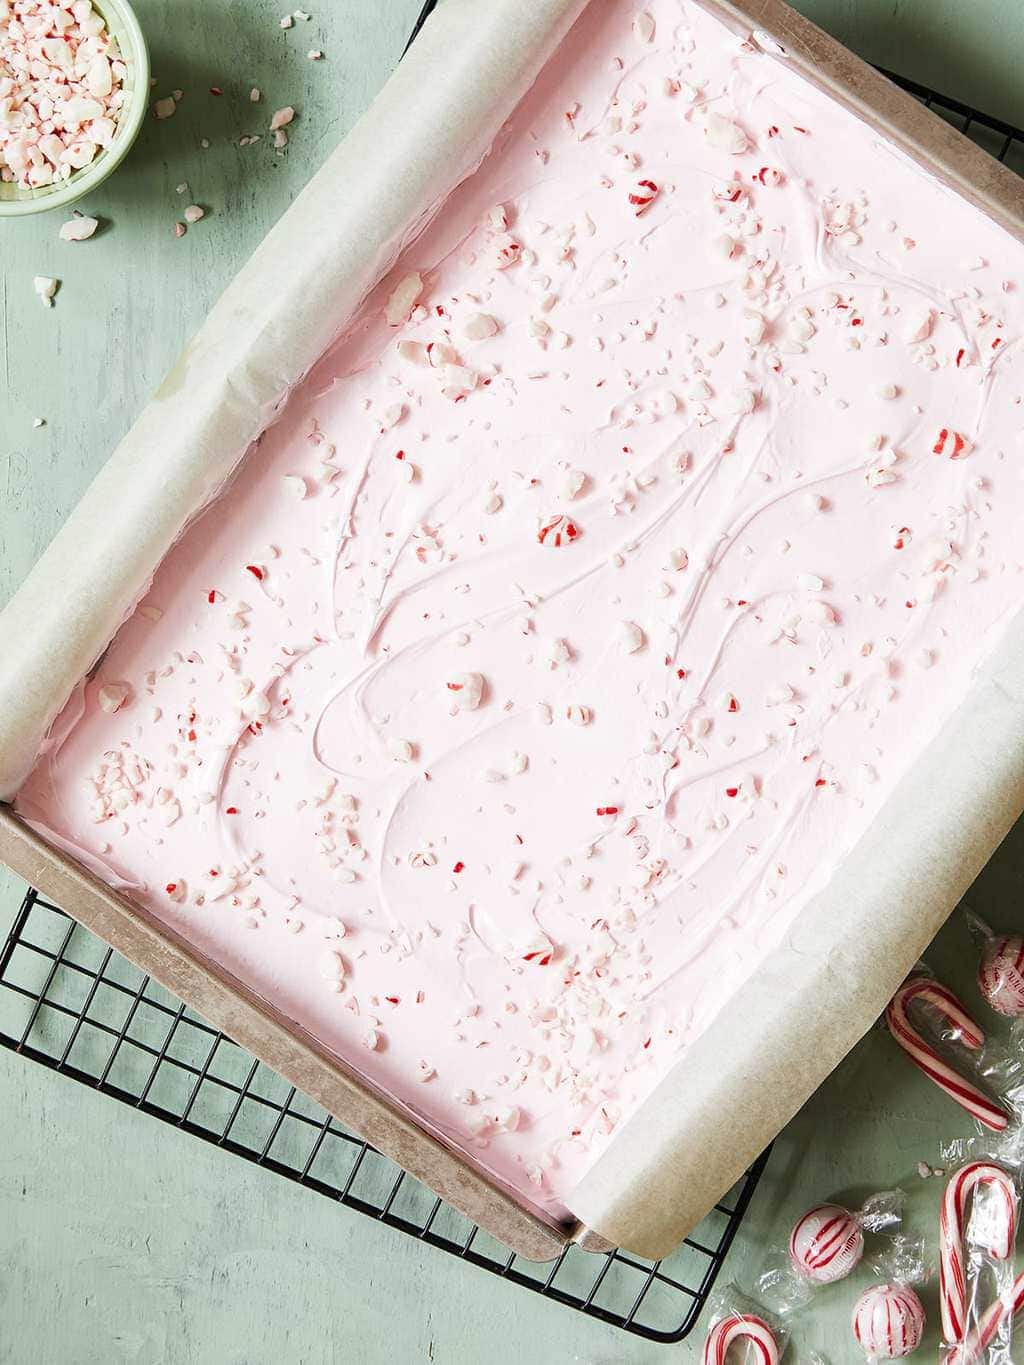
[0,0,150,218]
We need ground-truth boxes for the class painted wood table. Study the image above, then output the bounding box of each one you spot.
[2,2,1024,1360]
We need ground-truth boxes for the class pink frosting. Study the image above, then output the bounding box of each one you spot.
[17,0,1024,1221]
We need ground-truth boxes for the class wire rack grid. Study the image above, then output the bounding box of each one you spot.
[0,888,770,1343]
[3,48,1024,1348]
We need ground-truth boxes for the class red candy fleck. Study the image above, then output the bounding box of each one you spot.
[725,787,739,798]
[225,807,238,815]
[165,882,177,894]
[523,948,553,966]
[728,697,739,713]
[814,778,826,788]
[453,861,465,873]
[595,806,619,817]
[245,564,264,580]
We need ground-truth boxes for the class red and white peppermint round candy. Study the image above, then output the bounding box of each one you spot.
[978,934,1024,1016]
[537,514,580,548]
[932,427,971,460]
[703,1312,780,1365]
[852,1284,926,1359]
[789,1203,864,1283]
[628,177,660,215]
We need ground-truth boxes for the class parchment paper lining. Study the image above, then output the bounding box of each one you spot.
[3,0,1024,1261]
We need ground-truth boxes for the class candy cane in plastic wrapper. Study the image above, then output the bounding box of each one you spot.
[885,978,1010,1131]
[944,1271,1024,1365]
[940,1161,1019,1346]
[703,1312,781,1365]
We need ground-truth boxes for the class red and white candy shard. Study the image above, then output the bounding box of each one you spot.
[933,428,971,460]
[885,977,1010,1131]
[978,935,1024,1016]
[702,1313,780,1365]
[384,272,423,326]
[703,111,749,154]
[463,312,499,341]
[446,672,485,712]
[852,1284,926,1359]
[789,1203,864,1283]
[940,1161,1018,1346]
[97,682,130,714]
[628,177,660,215]
[632,10,655,43]
[489,234,522,270]
[537,514,580,547]
[905,310,934,343]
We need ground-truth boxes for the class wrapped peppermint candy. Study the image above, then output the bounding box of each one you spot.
[852,1283,926,1360]
[789,1203,866,1284]
[965,909,1024,1017]
[757,1190,903,1304]
[936,1137,1023,1363]
[885,960,1017,1133]
[701,1285,787,1365]
[851,1232,930,1361]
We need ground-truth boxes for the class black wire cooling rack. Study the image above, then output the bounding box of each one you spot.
[3,40,1024,1346]
[0,887,770,1343]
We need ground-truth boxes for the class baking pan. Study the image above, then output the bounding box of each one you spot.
[3,0,1024,1261]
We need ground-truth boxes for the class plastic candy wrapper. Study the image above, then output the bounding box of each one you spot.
[964,909,1024,1021]
[851,1283,927,1360]
[848,1236,931,1361]
[936,1137,1023,1364]
[702,1284,788,1364]
[884,961,1024,1134]
[755,1190,908,1313]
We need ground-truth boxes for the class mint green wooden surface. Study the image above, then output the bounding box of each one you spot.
[2,2,1024,1361]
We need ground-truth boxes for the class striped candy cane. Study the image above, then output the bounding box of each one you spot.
[885,978,1010,1131]
[940,1162,1019,1345]
[703,1313,781,1365]
[944,1271,1024,1365]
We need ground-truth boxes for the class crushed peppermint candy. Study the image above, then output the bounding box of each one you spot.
[1,0,127,188]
